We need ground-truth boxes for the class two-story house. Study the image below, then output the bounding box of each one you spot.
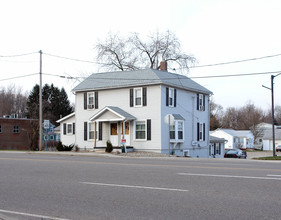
[58,63,212,157]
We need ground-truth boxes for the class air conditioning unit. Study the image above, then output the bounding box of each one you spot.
[192,141,197,146]
[88,104,94,109]
[199,106,205,111]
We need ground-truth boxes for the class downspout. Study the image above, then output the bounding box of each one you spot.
[94,121,96,148]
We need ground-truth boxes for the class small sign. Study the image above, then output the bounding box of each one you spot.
[121,139,126,143]
[44,120,50,129]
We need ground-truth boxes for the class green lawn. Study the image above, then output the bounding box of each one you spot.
[253,156,281,160]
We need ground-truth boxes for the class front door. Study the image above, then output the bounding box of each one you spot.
[122,122,130,146]
[110,123,118,146]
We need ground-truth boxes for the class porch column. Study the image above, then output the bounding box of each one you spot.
[94,121,97,148]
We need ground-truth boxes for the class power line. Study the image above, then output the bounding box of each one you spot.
[0,73,38,82]
[189,53,281,69]
[0,51,38,58]
[44,52,106,65]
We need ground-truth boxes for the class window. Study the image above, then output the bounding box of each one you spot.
[197,94,205,111]
[170,120,184,141]
[88,92,95,109]
[135,121,146,140]
[0,125,2,133]
[130,88,147,107]
[134,88,142,106]
[166,87,176,107]
[178,121,183,140]
[169,88,174,107]
[84,92,98,110]
[50,135,54,140]
[44,135,48,141]
[89,122,98,140]
[67,124,73,134]
[13,125,19,133]
[197,123,205,141]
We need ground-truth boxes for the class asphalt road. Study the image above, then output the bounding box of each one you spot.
[0,152,281,220]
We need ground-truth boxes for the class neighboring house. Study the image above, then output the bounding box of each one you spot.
[261,129,281,151]
[54,126,61,142]
[211,128,254,149]
[0,117,38,150]
[209,135,226,158]
[57,113,75,146]
[57,63,212,157]
[42,121,60,148]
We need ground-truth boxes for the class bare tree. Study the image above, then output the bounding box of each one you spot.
[210,98,223,130]
[95,30,195,72]
[0,85,28,117]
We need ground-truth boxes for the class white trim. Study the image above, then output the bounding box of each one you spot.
[135,120,147,141]
[89,106,126,121]
[134,87,143,107]
[56,112,75,123]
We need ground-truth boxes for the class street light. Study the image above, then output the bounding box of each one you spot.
[262,73,281,157]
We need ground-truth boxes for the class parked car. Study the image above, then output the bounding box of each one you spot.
[224,149,247,159]
[276,145,281,152]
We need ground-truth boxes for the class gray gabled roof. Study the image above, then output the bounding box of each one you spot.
[90,106,136,121]
[73,69,212,94]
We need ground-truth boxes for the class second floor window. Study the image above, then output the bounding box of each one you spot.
[84,91,98,110]
[166,87,176,107]
[197,94,205,111]
[134,88,142,106]
[88,92,95,109]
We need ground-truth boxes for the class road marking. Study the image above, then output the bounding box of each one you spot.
[0,209,70,220]
[80,182,189,192]
[177,173,281,180]
[267,174,281,177]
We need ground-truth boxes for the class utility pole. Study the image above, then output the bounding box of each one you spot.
[39,50,43,151]
[271,75,276,157]
[263,73,281,157]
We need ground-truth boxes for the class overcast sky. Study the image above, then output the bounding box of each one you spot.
[1,0,281,110]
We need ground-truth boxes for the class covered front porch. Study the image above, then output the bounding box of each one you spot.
[89,106,136,148]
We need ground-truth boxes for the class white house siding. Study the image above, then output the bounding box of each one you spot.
[263,139,281,151]
[160,85,210,157]
[60,116,75,146]
[74,85,162,151]
[211,130,233,149]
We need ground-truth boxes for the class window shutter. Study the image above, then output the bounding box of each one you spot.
[95,91,98,109]
[84,93,87,110]
[98,122,102,140]
[203,94,206,111]
[143,87,147,106]
[197,94,199,110]
[166,87,169,106]
[63,123,66,135]
[84,122,87,141]
[73,123,75,135]
[130,89,134,107]
[203,123,206,141]
[219,143,221,155]
[174,89,177,107]
[197,123,199,141]
[147,119,151,141]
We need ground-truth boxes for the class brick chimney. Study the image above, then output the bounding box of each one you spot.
[159,60,167,71]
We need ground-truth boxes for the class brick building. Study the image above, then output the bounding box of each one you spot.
[0,117,38,150]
